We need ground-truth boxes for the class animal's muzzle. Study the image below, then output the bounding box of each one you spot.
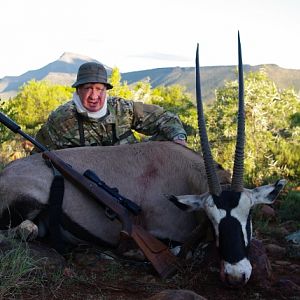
[220,260,250,288]
[223,273,247,288]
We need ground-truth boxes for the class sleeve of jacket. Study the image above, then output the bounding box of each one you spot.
[132,101,187,140]
[32,122,59,153]
[32,102,78,152]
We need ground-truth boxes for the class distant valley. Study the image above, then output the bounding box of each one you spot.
[1,52,300,103]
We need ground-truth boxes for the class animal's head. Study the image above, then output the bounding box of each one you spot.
[170,179,286,287]
[170,33,287,287]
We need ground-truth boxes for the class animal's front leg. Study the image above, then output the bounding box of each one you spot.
[1,220,39,241]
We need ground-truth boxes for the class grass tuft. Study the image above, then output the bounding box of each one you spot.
[0,236,41,298]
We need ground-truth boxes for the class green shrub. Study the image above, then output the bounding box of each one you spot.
[278,190,300,223]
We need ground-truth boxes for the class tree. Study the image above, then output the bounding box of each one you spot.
[108,68,133,99]
[0,98,16,144]
[4,80,73,134]
[206,70,300,186]
[149,85,199,149]
[0,81,73,167]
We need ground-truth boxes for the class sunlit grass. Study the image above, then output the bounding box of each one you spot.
[0,236,43,298]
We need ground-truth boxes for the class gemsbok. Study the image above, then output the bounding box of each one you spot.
[0,33,286,286]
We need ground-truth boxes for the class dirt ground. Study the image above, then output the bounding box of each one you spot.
[17,224,299,300]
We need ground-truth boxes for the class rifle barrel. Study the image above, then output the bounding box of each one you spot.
[0,111,47,151]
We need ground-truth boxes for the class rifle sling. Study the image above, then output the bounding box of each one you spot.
[47,165,65,254]
[76,111,85,146]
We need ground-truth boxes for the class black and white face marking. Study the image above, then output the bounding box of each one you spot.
[213,190,253,286]
[170,190,253,285]
[170,179,287,286]
[213,191,251,257]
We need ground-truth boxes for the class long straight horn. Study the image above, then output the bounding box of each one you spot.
[195,44,222,196]
[231,31,245,192]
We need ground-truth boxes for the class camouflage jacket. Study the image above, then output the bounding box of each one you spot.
[34,97,186,151]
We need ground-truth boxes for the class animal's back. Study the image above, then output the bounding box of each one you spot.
[0,142,230,245]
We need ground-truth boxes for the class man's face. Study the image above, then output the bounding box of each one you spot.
[77,83,107,112]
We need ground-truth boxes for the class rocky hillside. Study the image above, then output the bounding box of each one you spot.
[0,53,105,100]
[122,64,300,102]
[1,53,300,103]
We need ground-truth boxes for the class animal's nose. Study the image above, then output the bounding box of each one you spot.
[220,259,252,288]
[224,273,247,288]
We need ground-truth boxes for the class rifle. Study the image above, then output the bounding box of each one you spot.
[0,111,177,278]
[83,169,142,217]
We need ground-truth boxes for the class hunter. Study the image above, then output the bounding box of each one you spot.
[33,62,187,151]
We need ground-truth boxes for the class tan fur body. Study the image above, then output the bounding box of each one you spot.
[0,141,230,246]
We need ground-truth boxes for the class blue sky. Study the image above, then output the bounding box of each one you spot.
[0,0,299,78]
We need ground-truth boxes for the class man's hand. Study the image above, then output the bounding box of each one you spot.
[173,134,187,146]
[173,139,187,146]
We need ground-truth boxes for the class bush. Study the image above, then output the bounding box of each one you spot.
[278,190,300,223]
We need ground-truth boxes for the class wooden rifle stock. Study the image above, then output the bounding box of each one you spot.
[42,152,177,278]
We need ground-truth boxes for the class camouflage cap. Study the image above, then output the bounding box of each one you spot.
[72,62,113,89]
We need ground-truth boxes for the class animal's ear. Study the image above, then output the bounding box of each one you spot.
[251,179,287,206]
[168,193,210,212]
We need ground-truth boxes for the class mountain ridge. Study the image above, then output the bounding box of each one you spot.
[1,53,300,103]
